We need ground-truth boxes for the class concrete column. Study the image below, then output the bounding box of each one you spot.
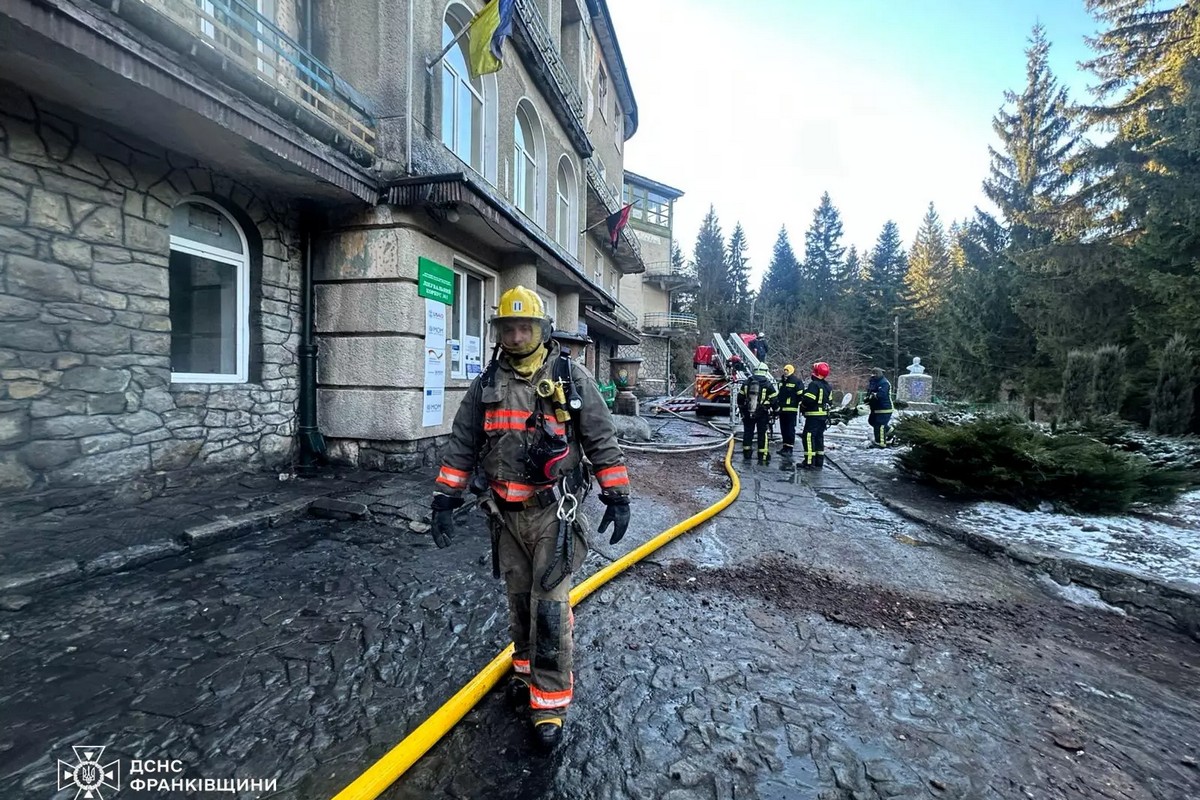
[500,261,538,294]
[557,291,580,333]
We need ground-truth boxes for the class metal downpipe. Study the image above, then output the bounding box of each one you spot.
[331,439,743,800]
[297,227,326,472]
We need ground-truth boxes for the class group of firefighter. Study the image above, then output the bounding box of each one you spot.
[738,333,895,469]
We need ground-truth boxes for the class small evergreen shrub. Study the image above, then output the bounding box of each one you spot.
[1150,334,1196,436]
[893,415,1196,513]
[1060,349,1095,423]
[1091,344,1127,417]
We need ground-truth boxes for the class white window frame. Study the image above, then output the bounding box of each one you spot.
[168,198,250,384]
[513,107,536,217]
[597,62,608,120]
[555,156,578,256]
[593,247,603,286]
[537,289,558,327]
[442,11,484,171]
[447,262,498,380]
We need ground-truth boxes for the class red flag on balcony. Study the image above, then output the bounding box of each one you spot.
[606,204,633,253]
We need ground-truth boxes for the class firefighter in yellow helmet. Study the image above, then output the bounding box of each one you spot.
[430,285,631,751]
[776,364,803,469]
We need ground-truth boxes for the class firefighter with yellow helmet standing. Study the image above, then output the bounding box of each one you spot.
[800,362,833,469]
[430,286,631,752]
[776,364,803,467]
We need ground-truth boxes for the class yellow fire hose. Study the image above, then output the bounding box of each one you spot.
[330,439,742,800]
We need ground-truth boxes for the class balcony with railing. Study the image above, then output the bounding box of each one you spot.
[643,260,701,291]
[643,312,698,332]
[511,0,590,155]
[101,0,377,163]
[613,302,639,328]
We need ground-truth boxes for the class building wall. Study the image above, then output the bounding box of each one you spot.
[618,336,669,396]
[0,85,301,493]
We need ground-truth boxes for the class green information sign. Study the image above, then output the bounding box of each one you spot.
[417,257,454,305]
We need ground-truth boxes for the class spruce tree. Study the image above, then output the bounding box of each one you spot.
[726,223,752,330]
[802,192,847,319]
[984,24,1081,249]
[759,226,802,317]
[860,221,908,367]
[904,202,950,318]
[693,206,731,333]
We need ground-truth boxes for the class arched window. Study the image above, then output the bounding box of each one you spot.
[555,156,578,256]
[442,8,483,170]
[168,198,250,383]
[513,104,537,217]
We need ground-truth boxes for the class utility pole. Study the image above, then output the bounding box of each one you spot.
[892,314,900,380]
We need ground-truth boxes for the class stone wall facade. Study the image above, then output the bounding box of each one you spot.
[0,84,302,493]
[618,336,669,396]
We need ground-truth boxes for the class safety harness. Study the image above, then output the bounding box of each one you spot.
[475,344,590,589]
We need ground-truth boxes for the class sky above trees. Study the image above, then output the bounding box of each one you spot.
[608,0,1098,285]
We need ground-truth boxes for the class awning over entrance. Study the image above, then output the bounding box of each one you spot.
[385,173,613,308]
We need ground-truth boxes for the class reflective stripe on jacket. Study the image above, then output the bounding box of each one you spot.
[801,378,833,416]
[777,375,803,411]
[436,342,629,499]
[867,376,894,412]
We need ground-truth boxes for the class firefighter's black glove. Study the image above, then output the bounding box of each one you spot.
[430,493,464,549]
[598,493,631,545]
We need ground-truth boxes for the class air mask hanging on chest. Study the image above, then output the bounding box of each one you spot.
[524,408,569,484]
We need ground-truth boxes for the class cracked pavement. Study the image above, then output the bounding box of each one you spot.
[2,446,1199,800]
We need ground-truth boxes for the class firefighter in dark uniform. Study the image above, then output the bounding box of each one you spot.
[748,332,769,361]
[867,367,894,448]
[738,362,778,464]
[800,361,833,469]
[776,364,803,466]
[430,286,631,752]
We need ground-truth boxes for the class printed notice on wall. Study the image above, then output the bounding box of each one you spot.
[423,298,446,427]
[465,335,482,376]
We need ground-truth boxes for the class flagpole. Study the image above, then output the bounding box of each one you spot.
[427,22,472,70]
[579,203,633,236]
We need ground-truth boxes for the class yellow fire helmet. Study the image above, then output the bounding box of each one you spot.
[490,285,552,356]
[782,364,795,376]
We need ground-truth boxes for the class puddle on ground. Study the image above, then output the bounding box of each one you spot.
[815,491,850,508]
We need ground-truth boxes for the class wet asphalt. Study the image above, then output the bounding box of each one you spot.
[2,430,1199,800]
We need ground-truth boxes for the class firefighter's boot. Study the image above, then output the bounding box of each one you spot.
[780,453,795,471]
[505,677,530,713]
[533,717,563,752]
[742,448,753,462]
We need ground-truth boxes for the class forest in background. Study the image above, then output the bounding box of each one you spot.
[667,0,1200,434]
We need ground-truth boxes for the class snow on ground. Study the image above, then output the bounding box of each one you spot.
[957,494,1200,589]
[825,412,1200,590]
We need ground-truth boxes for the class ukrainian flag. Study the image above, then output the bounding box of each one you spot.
[467,0,516,79]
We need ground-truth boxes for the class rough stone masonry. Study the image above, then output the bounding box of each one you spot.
[0,84,301,493]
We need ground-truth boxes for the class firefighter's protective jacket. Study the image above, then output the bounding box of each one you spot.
[435,342,630,503]
[777,375,803,412]
[738,374,778,419]
[867,376,894,412]
[801,378,833,416]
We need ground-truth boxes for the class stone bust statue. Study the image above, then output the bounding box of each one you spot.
[906,357,926,374]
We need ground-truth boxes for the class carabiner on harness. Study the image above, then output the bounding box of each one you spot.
[539,480,579,592]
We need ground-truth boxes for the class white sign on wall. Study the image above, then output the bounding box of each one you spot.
[423,298,446,427]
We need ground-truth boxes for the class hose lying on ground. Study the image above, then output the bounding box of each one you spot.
[329,440,743,800]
